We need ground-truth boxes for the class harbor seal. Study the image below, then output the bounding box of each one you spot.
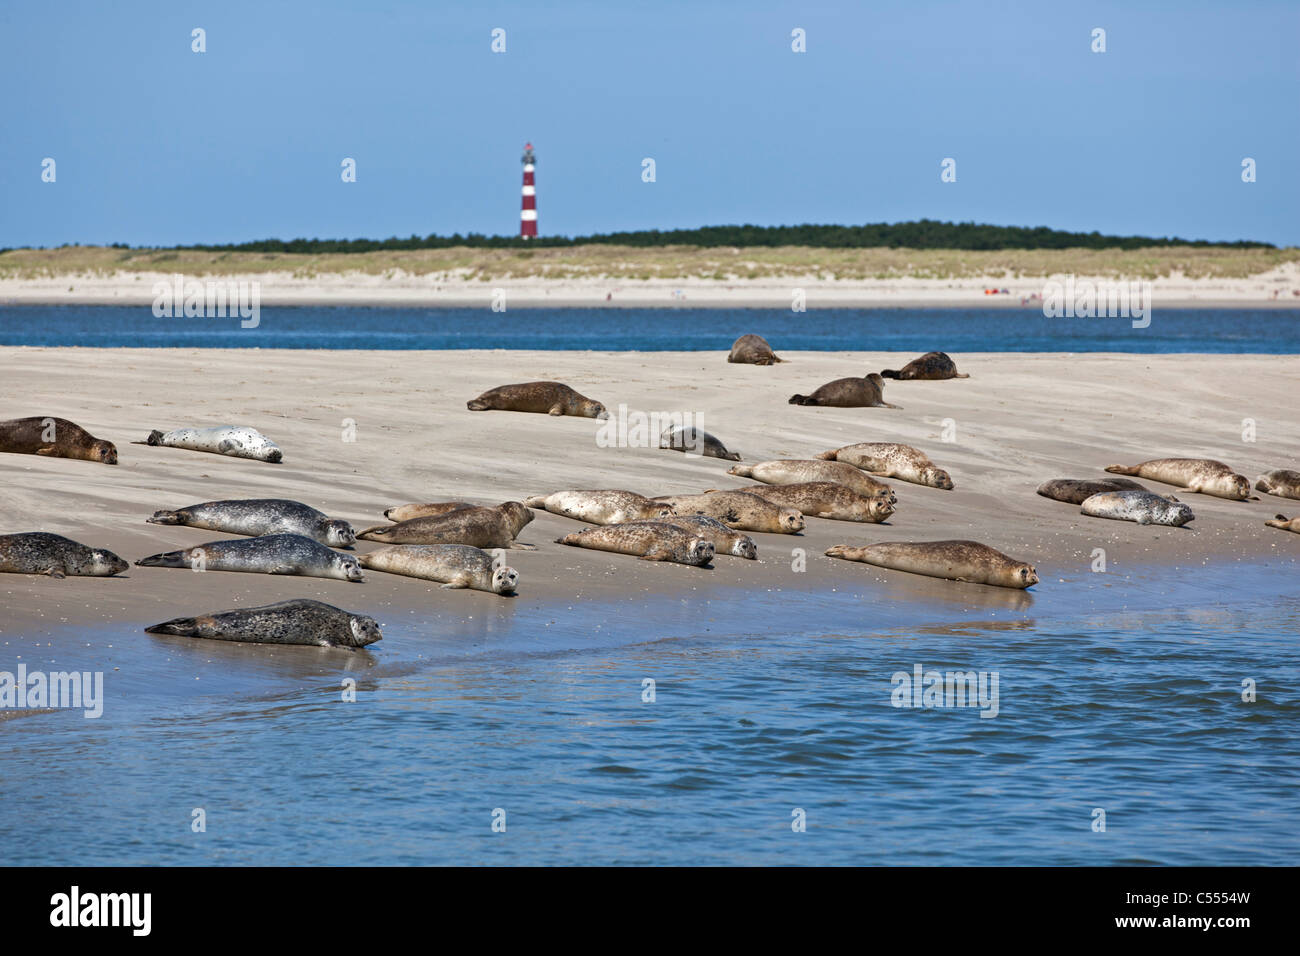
[659,514,757,559]
[0,416,118,465]
[816,442,954,490]
[146,598,381,648]
[383,502,476,522]
[1080,490,1194,527]
[147,499,355,548]
[707,482,894,523]
[1036,477,1147,505]
[727,334,784,365]
[880,351,969,380]
[358,544,518,593]
[524,490,672,525]
[0,532,129,578]
[357,502,535,549]
[143,425,282,463]
[1255,469,1300,500]
[826,540,1038,589]
[789,374,900,408]
[135,533,364,581]
[1104,458,1255,501]
[728,460,896,502]
[466,381,609,419]
[659,425,741,461]
[556,522,714,566]
[653,492,804,534]
[1265,514,1300,534]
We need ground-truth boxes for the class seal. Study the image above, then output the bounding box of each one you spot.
[788,373,900,408]
[880,351,969,380]
[384,502,476,522]
[356,502,535,549]
[1265,514,1300,534]
[653,491,805,534]
[146,598,381,648]
[1035,477,1147,505]
[524,490,672,525]
[143,425,282,463]
[1104,458,1255,501]
[556,522,714,566]
[727,334,784,366]
[659,425,741,461]
[659,514,757,559]
[1255,469,1300,501]
[707,482,894,523]
[0,532,129,578]
[147,499,355,548]
[358,544,518,593]
[1080,490,1194,527]
[466,381,609,419]
[135,533,364,581]
[727,460,896,502]
[826,540,1038,589]
[0,416,117,465]
[816,442,954,490]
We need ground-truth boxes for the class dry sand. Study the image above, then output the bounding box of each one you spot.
[2,347,1297,638]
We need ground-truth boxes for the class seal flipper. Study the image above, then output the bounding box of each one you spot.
[880,369,902,379]
[44,566,67,579]
[145,617,198,636]
[1104,464,1139,475]
[135,549,190,568]
[508,541,538,551]
[639,549,672,562]
[147,510,184,525]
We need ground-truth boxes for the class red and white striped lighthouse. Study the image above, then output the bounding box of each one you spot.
[520,143,537,239]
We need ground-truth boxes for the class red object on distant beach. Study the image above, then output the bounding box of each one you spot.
[520,143,537,239]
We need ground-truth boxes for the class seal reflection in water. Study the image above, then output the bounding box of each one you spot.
[146,599,381,648]
[466,381,609,419]
[556,521,715,566]
[135,533,364,581]
[0,532,129,578]
[0,416,118,465]
[826,540,1038,589]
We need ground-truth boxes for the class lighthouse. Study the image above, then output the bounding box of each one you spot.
[520,143,537,239]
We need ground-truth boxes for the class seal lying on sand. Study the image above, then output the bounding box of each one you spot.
[524,490,672,525]
[816,442,954,490]
[1265,515,1300,534]
[143,425,282,463]
[384,502,476,522]
[826,540,1038,589]
[0,416,118,465]
[728,459,896,502]
[659,425,741,461]
[466,382,609,419]
[0,532,129,578]
[147,499,355,548]
[358,544,518,593]
[653,492,804,534]
[789,373,900,408]
[556,522,714,566]
[1105,458,1255,500]
[1255,469,1300,500]
[146,599,381,648]
[727,334,784,365]
[1080,490,1194,527]
[880,351,969,380]
[707,482,894,523]
[1036,477,1147,505]
[659,514,757,559]
[357,502,535,549]
[136,533,364,581]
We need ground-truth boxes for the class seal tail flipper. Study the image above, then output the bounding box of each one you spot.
[147,510,182,525]
[882,402,903,410]
[1104,465,1138,475]
[814,449,837,460]
[355,526,389,540]
[135,550,190,568]
[880,369,901,379]
[788,394,810,405]
[1266,515,1289,528]
[508,541,538,551]
[146,429,165,445]
[523,495,548,508]
[954,373,970,378]
[145,617,198,636]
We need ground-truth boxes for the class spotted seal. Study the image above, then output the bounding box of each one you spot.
[652,492,804,534]
[135,533,364,581]
[816,442,954,490]
[524,490,672,525]
[143,425,282,463]
[707,482,894,523]
[383,502,477,522]
[1255,469,1300,501]
[1105,458,1255,501]
[358,544,518,593]
[0,416,118,465]
[728,459,896,502]
[659,514,757,559]
[146,598,381,648]
[147,499,355,548]
[826,540,1038,589]
[0,532,129,578]
[466,382,609,419]
[556,522,714,566]
[1080,490,1194,527]
[357,502,535,549]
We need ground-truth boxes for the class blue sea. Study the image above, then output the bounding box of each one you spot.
[0,304,1298,352]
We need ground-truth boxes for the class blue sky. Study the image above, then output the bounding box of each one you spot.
[2,0,1297,247]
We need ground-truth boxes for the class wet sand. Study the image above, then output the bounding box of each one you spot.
[1,347,1297,640]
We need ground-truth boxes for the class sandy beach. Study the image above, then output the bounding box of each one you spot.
[2,347,1296,637]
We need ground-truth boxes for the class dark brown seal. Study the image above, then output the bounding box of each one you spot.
[727,334,784,366]
[466,382,609,419]
[788,374,900,408]
[0,416,117,465]
[880,351,969,380]
[357,502,536,549]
